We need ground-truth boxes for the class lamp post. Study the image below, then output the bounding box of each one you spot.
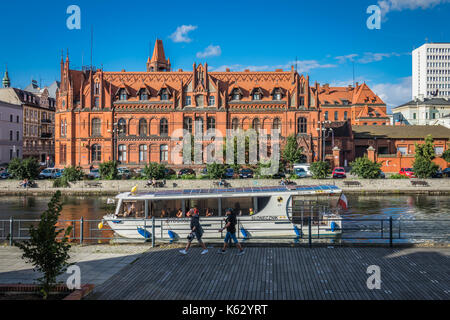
[316,121,333,161]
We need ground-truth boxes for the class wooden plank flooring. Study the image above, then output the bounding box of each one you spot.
[89,247,450,300]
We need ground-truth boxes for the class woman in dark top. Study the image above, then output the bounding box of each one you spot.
[179,209,209,255]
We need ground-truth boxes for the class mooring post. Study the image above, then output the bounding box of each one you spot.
[308,217,312,248]
[80,217,84,245]
[9,217,13,246]
[389,217,393,248]
[151,216,155,247]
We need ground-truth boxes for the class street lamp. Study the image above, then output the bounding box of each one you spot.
[316,121,334,161]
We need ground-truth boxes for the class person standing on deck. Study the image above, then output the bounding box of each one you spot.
[218,208,244,255]
[179,209,208,255]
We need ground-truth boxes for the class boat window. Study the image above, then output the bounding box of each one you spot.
[117,200,145,218]
[257,197,271,212]
[222,197,253,216]
[184,198,219,217]
[289,196,338,225]
[150,199,183,218]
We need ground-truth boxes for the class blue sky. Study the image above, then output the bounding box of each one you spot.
[1,0,449,111]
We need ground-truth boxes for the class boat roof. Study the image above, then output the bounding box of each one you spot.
[116,185,342,200]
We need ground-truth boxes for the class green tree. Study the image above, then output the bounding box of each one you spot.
[99,161,118,180]
[206,162,227,179]
[282,135,306,166]
[15,191,72,299]
[8,157,40,180]
[350,157,382,179]
[310,161,331,179]
[62,166,85,181]
[441,148,450,163]
[413,135,439,178]
[142,162,166,180]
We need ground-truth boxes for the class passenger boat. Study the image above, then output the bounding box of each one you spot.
[102,185,343,240]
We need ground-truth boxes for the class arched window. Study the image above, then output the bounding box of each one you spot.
[118,145,127,162]
[119,89,127,101]
[91,118,101,136]
[272,118,281,131]
[160,118,168,136]
[324,111,329,120]
[118,118,126,136]
[252,118,260,132]
[160,144,168,162]
[344,111,348,120]
[183,117,192,133]
[139,118,147,136]
[297,117,307,134]
[91,144,101,162]
[139,145,148,162]
[232,118,239,130]
[207,117,216,132]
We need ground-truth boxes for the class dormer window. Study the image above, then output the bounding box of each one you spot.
[138,89,149,101]
[251,88,263,101]
[230,88,241,101]
[185,96,191,106]
[159,88,170,101]
[271,88,284,101]
[119,89,128,101]
[208,96,215,106]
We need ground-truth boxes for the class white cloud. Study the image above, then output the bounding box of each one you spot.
[335,52,404,64]
[169,25,197,43]
[378,0,450,17]
[196,45,222,58]
[335,54,358,64]
[372,76,412,111]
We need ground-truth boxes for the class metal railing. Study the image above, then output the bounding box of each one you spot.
[0,216,449,247]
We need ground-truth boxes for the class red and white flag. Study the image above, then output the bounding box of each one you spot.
[338,193,348,210]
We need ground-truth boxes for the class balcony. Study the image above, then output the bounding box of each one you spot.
[41,132,53,139]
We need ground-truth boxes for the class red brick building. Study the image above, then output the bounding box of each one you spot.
[55,40,386,169]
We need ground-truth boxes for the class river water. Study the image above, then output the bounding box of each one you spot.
[0,194,449,243]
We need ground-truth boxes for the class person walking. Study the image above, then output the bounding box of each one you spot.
[179,209,208,255]
[218,208,244,255]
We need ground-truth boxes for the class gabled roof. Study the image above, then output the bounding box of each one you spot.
[151,39,167,63]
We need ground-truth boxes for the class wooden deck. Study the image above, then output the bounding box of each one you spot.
[89,247,450,300]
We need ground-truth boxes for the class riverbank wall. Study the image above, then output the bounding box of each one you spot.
[1,178,449,196]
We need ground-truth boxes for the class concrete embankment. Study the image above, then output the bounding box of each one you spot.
[0,178,449,195]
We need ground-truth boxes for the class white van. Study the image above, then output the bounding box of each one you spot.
[293,164,312,177]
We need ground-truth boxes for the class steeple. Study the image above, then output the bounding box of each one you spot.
[147,39,171,72]
[2,65,10,88]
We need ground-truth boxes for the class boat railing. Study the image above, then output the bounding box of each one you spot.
[1,217,449,246]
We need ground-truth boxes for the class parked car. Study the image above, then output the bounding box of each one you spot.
[431,169,443,179]
[224,168,235,179]
[117,167,131,179]
[38,168,61,179]
[378,170,386,179]
[332,167,346,179]
[399,168,415,178]
[54,168,65,178]
[443,167,450,177]
[239,168,254,179]
[200,168,208,177]
[272,172,286,179]
[294,167,308,178]
[293,164,312,177]
[165,168,176,176]
[178,168,196,177]
[0,171,11,179]
[87,168,101,179]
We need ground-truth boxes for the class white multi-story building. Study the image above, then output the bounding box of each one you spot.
[392,97,450,128]
[412,42,450,99]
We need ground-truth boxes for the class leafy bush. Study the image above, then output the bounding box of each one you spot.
[15,191,72,299]
[413,157,439,178]
[442,149,450,163]
[142,162,166,180]
[310,161,331,179]
[62,166,84,182]
[180,174,196,180]
[390,173,409,179]
[8,157,40,180]
[350,157,382,179]
[206,162,227,179]
[99,161,118,180]
[53,176,70,188]
[255,161,281,178]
